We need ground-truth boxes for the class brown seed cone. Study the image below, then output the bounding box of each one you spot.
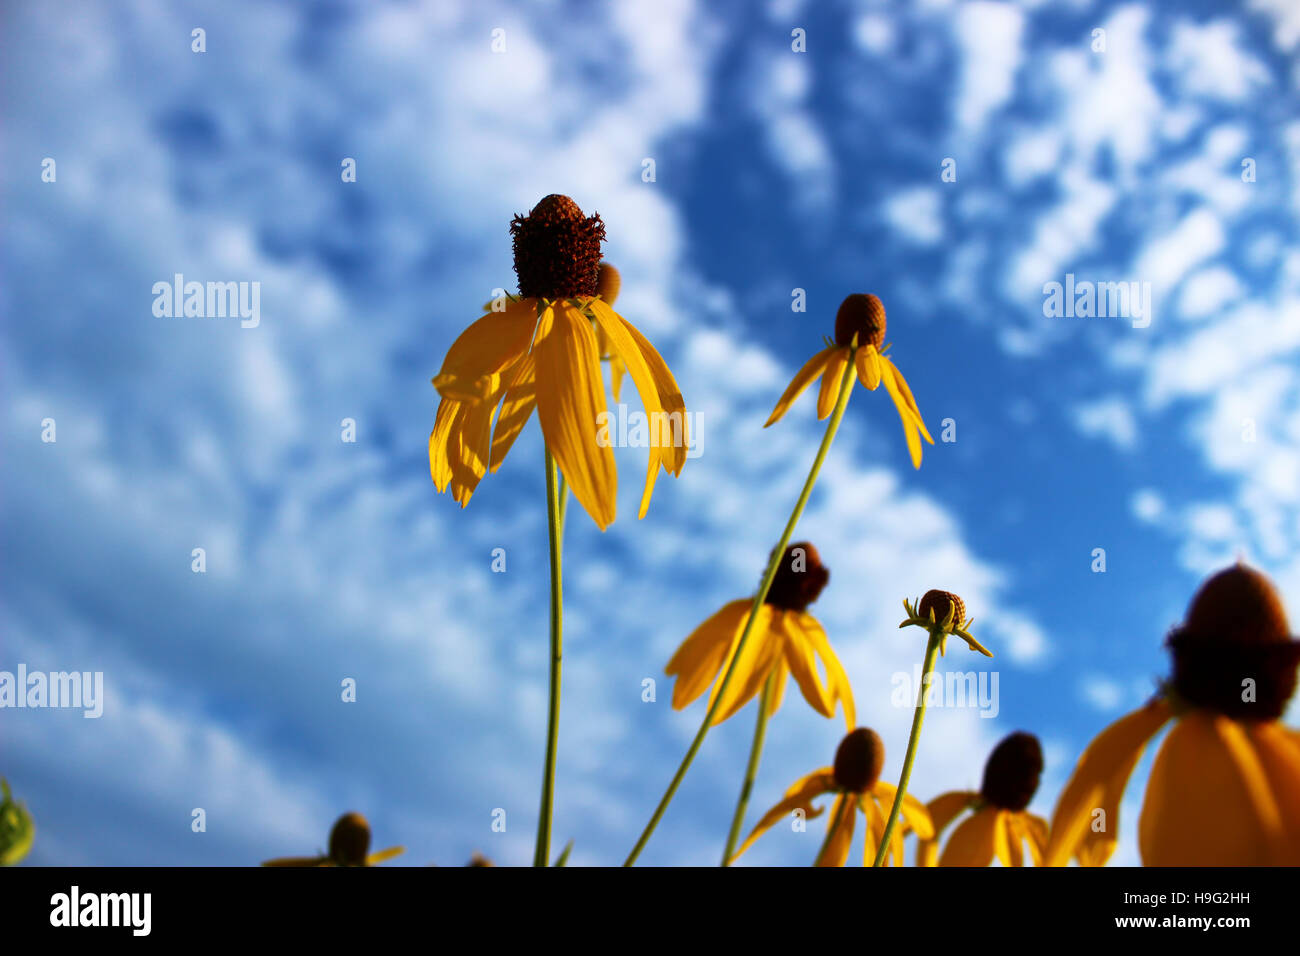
[919,589,966,628]
[834,294,887,349]
[833,727,886,793]
[328,812,371,866]
[764,542,830,612]
[979,732,1043,811]
[510,194,605,299]
[1168,564,1300,720]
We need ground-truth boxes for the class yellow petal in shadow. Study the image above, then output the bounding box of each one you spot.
[532,304,617,530]
[1044,698,1171,867]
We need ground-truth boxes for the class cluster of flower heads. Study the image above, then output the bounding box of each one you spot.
[414,195,1300,868]
[714,561,1300,866]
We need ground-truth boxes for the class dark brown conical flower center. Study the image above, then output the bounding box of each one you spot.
[1167,563,1299,720]
[596,262,621,305]
[979,732,1043,811]
[918,589,966,627]
[764,541,829,612]
[328,812,372,866]
[833,727,886,793]
[510,194,606,299]
[833,294,887,349]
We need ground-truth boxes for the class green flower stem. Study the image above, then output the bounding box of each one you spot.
[534,450,566,867]
[872,629,943,866]
[623,353,858,867]
[721,672,776,866]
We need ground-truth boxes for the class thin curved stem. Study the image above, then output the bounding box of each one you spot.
[872,630,942,866]
[623,354,858,866]
[721,672,776,865]
[534,450,565,866]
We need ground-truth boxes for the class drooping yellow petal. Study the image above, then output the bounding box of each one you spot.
[489,353,536,472]
[766,658,789,716]
[595,324,627,403]
[815,793,856,867]
[428,399,461,492]
[939,805,1000,866]
[589,299,668,519]
[1139,712,1289,865]
[666,599,752,710]
[708,605,783,725]
[434,299,539,403]
[764,346,838,428]
[729,769,836,864]
[880,358,932,469]
[776,612,833,719]
[817,348,849,419]
[609,356,626,403]
[873,781,936,841]
[1022,813,1048,867]
[916,790,976,867]
[1001,813,1024,867]
[854,344,882,390]
[1246,721,1300,864]
[796,612,856,729]
[447,378,504,505]
[862,798,880,867]
[885,356,934,443]
[618,314,689,476]
[1044,698,1171,867]
[868,794,906,867]
[992,811,1015,867]
[532,303,618,530]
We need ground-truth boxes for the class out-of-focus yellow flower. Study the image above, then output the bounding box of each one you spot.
[262,812,404,867]
[430,196,687,529]
[765,294,933,468]
[730,728,933,866]
[666,543,855,728]
[918,732,1048,866]
[0,779,35,866]
[1045,563,1300,866]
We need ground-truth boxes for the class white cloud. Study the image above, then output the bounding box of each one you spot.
[953,2,1026,132]
[1131,488,1165,524]
[1167,20,1270,102]
[1073,397,1138,449]
[883,187,945,245]
[1080,675,1123,712]
[1177,266,1243,320]
[1249,0,1300,52]
[1134,206,1225,296]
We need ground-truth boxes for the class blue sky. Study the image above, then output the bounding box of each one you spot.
[2,0,1297,866]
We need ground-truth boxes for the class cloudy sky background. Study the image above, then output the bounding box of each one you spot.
[2,0,1297,866]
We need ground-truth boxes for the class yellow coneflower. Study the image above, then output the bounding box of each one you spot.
[262,812,404,867]
[1045,563,1300,866]
[730,728,933,866]
[873,590,992,866]
[429,195,687,529]
[765,294,933,468]
[667,542,855,729]
[918,732,1049,866]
